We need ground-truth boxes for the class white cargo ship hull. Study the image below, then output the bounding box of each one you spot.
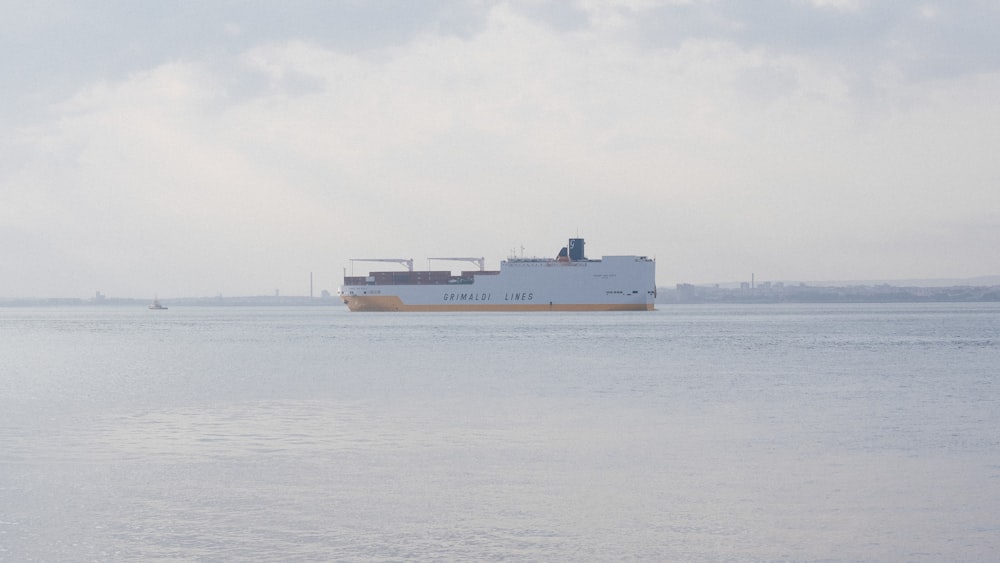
[339,254,656,312]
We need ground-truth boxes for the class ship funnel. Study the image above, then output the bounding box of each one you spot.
[568,238,585,261]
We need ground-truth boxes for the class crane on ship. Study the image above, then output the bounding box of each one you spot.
[349,258,414,272]
[427,257,486,271]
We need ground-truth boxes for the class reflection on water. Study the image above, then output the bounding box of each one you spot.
[2,304,999,560]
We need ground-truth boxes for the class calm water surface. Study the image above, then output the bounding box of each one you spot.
[2,303,999,561]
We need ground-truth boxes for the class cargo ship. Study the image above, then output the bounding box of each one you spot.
[338,238,656,312]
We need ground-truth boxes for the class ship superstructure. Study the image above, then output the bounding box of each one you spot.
[338,238,656,312]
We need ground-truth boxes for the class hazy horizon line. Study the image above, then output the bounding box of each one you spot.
[4,274,1000,302]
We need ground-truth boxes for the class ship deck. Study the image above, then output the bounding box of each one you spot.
[343,270,500,286]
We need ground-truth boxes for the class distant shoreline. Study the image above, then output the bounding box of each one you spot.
[0,296,343,307]
[660,283,1000,304]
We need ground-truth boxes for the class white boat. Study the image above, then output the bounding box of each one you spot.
[338,238,656,312]
[148,297,168,310]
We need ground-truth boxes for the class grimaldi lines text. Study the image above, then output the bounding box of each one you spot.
[337,238,656,312]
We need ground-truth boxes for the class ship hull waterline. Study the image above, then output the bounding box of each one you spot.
[341,294,654,312]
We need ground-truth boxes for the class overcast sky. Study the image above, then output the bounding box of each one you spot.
[3,0,998,298]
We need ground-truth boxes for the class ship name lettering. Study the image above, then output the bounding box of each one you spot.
[442,292,491,302]
[504,292,534,301]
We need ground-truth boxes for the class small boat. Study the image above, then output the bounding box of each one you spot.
[149,296,168,310]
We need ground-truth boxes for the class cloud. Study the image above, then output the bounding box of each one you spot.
[2,1,1000,297]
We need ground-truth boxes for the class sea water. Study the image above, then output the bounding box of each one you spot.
[1,303,998,561]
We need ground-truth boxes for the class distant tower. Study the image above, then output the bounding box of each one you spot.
[310,272,314,299]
